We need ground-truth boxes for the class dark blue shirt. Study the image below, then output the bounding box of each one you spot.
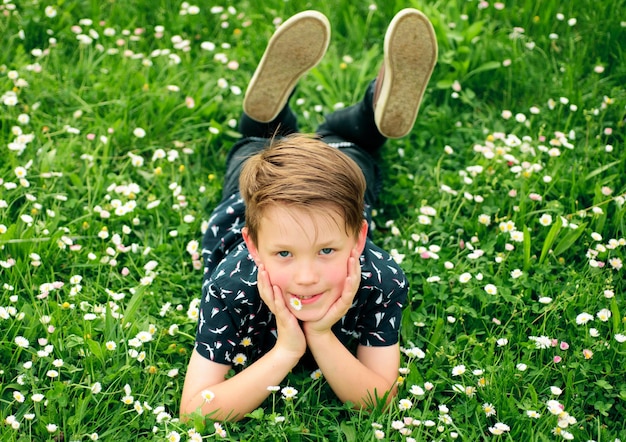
[194,192,408,368]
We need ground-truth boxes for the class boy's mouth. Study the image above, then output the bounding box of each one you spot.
[293,293,323,305]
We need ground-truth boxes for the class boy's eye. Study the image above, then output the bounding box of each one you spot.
[277,251,291,258]
[320,248,334,255]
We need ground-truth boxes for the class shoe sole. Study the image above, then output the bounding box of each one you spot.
[375,9,438,138]
[243,11,330,123]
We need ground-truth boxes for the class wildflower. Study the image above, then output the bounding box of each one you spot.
[311,369,323,380]
[106,341,117,351]
[410,385,425,396]
[281,386,298,400]
[609,257,623,270]
[374,430,385,440]
[289,297,302,311]
[526,410,541,418]
[402,346,426,359]
[615,334,626,343]
[539,214,553,226]
[166,431,180,442]
[550,386,563,395]
[488,422,510,435]
[452,365,466,376]
[582,349,593,359]
[478,214,491,226]
[496,338,508,347]
[597,308,612,322]
[232,353,247,366]
[484,284,498,295]
[547,399,564,415]
[399,398,413,410]
[529,335,552,349]
[482,403,496,417]
[91,382,102,394]
[459,272,472,283]
[213,422,227,437]
[575,312,594,325]
[45,6,57,17]
[13,391,25,403]
[15,336,29,348]
[510,269,523,279]
[133,127,146,138]
[133,401,144,414]
[510,230,524,242]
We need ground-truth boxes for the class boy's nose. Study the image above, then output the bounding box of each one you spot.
[293,262,318,285]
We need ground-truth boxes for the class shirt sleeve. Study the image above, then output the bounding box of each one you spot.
[194,274,241,364]
[356,244,409,347]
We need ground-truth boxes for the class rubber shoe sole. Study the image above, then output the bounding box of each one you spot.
[374,9,438,139]
[243,11,331,123]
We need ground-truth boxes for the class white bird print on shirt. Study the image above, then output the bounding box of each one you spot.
[209,325,228,335]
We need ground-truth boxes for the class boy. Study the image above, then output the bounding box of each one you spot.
[180,8,437,421]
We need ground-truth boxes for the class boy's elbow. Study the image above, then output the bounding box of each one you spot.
[347,383,398,411]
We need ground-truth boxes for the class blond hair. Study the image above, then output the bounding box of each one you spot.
[239,134,366,244]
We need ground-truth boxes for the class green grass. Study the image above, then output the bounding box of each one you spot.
[1,0,625,440]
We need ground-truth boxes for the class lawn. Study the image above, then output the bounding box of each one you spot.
[1,0,625,440]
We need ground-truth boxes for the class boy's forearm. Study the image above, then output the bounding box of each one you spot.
[305,331,398,407]
[180,347,301,422]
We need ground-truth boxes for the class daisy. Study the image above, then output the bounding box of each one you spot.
[484,284,498,295]
[488,422,510,435]
[452,364,466,376]
[482,403,496,416]
[289,297,302,311]
[232,353,247,366]
[575,312,594,325]
[399,398,413,410]
[201,390,215,403]
[281,386,298,400]
[459,272,472,283]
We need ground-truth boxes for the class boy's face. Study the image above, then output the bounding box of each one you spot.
[244,204,367,322]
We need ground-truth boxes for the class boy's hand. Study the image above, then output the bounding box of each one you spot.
[304,249,361,337]
[257,264,306,358]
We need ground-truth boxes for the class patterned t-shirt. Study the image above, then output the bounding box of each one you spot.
[195,192,408,368]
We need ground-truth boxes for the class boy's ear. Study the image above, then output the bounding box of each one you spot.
[242,227,260,263]
[354,220,368,256]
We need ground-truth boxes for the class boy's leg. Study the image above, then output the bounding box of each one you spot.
[239,10,331,138]
[317,8,437,151]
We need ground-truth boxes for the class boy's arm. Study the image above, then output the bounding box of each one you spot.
[303,252,401,407]
[180,266,306,421]
[179,346,301,422]
[306,334,400,407]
